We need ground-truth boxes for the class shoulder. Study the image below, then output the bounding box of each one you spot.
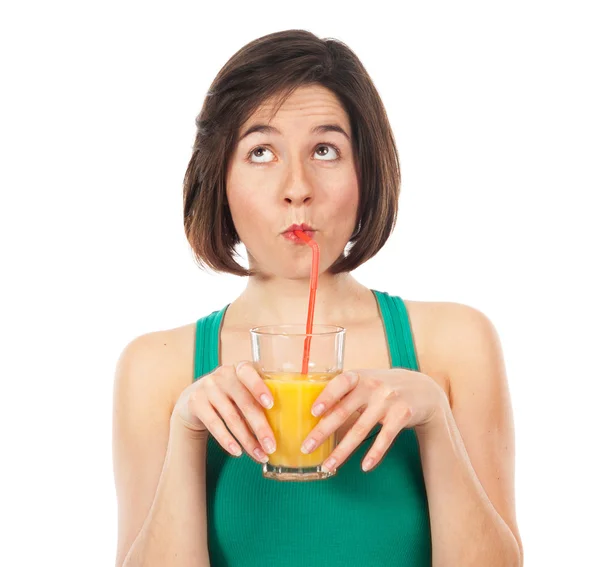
[403,299,498,354]
[402,300,503,402]
[114,322,197,415]
[405,299,497,339]
[423,301,501,368]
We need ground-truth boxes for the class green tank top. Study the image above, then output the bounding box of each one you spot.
[193,290,432,566]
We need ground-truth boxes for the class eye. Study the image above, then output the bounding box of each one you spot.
[245,143,342,164]
[247,146,275,164]
[314,144,340,161]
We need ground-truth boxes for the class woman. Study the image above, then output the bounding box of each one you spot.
[113,30,523,567]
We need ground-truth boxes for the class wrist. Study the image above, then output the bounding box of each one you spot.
[170,412,210,444]
[414,397,452,439]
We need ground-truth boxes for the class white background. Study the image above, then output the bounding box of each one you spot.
[1,1,598,565]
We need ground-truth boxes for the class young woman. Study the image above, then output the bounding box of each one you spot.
[113,29,523,567]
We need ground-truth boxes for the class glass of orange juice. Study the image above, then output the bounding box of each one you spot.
[250,324,345,481]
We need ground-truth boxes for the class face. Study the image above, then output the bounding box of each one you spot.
[226,84,360,279]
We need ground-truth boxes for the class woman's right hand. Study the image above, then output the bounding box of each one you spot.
[171,361,276,464]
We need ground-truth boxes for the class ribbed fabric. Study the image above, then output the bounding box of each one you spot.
[193,290,432,566]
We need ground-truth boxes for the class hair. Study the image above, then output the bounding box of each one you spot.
[183,29,400,276]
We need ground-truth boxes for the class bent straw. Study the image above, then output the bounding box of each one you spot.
[293,230,320,375]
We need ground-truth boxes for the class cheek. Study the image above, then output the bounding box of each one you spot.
[329,182,360,224]
[226,168,265,229]
[227,188,261,243]
[229,186,258,216]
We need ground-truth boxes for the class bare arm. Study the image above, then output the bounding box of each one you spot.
[112,331,210,567]
[416,303,523,567]
[121,419,211,567]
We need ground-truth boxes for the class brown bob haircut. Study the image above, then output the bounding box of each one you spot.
[183,29,400,277]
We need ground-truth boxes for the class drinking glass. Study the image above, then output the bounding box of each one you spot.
[250,324,345,481]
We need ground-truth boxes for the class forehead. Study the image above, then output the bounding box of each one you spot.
[240,84,350,130]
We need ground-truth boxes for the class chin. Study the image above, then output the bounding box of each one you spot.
[247,240,347,279]
[250,256,322,280]
[275,260,318,280]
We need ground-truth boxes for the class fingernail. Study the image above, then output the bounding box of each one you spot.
[263,437,276,454]
[260,394,273,409]
[362,458,374,472]
[301,438,316,454]
[229,443,242,457]
[312,403,325,417]
[253,448,269,463]
[322,457,336,473]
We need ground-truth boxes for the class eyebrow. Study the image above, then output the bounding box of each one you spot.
[238,123,351,142]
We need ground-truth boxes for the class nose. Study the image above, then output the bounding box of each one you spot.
[281,157,314,207]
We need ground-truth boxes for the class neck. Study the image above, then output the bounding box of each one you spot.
[228,270,372,328]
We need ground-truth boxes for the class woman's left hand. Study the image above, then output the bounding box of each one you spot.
[301,369,450,472]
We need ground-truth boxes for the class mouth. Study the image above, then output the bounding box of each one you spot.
[282,223,316,242]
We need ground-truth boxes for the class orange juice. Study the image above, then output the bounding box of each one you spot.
[263,371,338,468]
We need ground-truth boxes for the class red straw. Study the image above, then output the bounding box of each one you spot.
[294,230,320,375]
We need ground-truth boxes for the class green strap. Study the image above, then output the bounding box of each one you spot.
[372,290,420,371]
[194,305,228,380]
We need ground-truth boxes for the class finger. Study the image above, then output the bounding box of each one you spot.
[310,371,360,417]
[190,391,243,457]
[362,407,413,471]
[360,429,398,472]
[204,378,269,463]
[235,361,274,409]
[228,378,277,455]
[320,407,383,473]
[301,388,364,454]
